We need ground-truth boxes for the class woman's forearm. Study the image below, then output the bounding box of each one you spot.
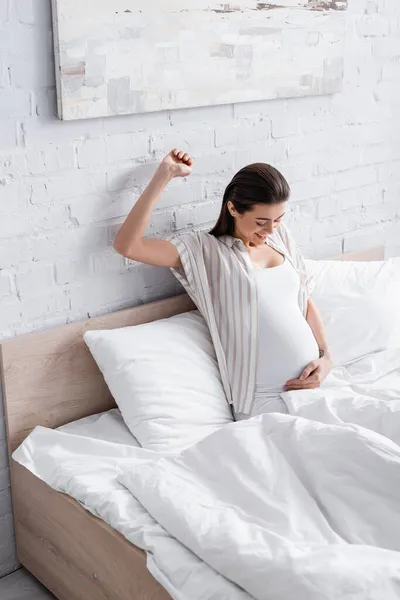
[306,298,332,359]
[114,164,173,256]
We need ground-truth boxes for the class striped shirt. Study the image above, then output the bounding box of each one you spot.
[170,223,314,414]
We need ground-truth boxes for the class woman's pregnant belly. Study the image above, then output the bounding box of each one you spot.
[256,300,320,392]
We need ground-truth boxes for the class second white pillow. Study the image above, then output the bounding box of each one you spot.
[306,258,400,366]
[84,311,233,451]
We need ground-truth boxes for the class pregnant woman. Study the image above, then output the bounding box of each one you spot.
[114,149,333,419]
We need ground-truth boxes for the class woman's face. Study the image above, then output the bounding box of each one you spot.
[228,201,287,247]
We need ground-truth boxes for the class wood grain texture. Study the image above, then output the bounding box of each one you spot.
[1,294,194,454]
[11,461,171,600]
[330,247,385,262]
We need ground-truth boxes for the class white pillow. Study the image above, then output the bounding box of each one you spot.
[306,258,400,366]
[84,311,233,451]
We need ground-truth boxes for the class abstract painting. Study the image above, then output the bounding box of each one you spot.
[51,0,348,121]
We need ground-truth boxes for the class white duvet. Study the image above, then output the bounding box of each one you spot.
[13,349,400,600]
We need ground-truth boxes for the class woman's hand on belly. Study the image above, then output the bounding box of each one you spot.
[283,355,333,391]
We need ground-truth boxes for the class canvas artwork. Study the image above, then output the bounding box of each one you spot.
[51,0,348,121]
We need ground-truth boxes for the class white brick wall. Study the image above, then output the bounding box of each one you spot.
[0,0,400,578]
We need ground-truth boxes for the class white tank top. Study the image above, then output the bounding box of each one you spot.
[255,258,319,393]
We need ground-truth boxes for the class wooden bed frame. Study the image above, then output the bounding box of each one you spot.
[0,246,385,600]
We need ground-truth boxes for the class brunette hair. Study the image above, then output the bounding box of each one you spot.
[209,163,290,237]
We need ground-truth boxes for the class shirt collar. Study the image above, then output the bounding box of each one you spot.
[219,235,245,249]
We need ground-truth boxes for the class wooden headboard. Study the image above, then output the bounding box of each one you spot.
[0,246,385,454]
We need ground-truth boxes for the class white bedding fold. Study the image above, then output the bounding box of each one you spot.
[13,427,251,600]
[13,348,400,600]
[120,413,400,600]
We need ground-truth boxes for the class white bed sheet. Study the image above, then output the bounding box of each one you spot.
[12,348,400,600]
[14,410,249,600]
[57,408,140,446]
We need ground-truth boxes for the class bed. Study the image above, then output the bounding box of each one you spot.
[0,247,387,600]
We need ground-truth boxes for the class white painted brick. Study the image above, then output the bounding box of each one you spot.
[92,250,126,275]
[271,106,300,139]
[106,132,149,163]
[374,81,400,107]
[309,237,343,260]
[192,151,234,176]
[16,263,55,296]
[334,166,378,192]
[55,257,92,285]
[0,57,10,89]
[315,148,361,176]
[215,119,271,148]
[0,119,17,147]
[290,177,335,202]
[21,117,103,146]
[31,225,110,261]
[383,183,400,207]
[69,272,142,314]
[174,202,218,231]
[102,110,170,135]
[234,139,287,170]
[0,212,31,239]
[379,160,400,184]
[0,271,14,298]
[19,287,69,322]
[157,178,204,210]
[274,158,316,184]
[29,180,48,204]
[44,169,106,202]
[0,238,31,268]
[0,301,21,330]
[287,127,346,158]
[382,63,400,81]
[0,179,26,214]
[170,104,233,127]
[16,0,35,25]
[150,128,214,159]
[26,143,75,176]
[144,209,176,237]
[26,203,71,234]
[42,143,76,172]
[343,225,386,253]
[316,197,337,219]
[106,160,137,193]
[361,142,400,166]
[34,87,57,117]
[0,89,31,118]
[313,211,358,239]
[15,0,51,27]
[0,1,8,25]
[339,184,383,211]
[77,137,107,169]
[337,188,363,211]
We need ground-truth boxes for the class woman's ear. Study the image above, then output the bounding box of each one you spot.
[227,201,236,217]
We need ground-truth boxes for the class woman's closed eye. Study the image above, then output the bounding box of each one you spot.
[256,219,282,227]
